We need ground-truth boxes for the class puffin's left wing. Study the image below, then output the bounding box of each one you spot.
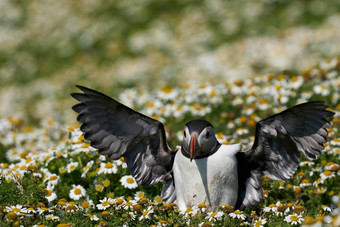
[71,85,176,203]
[236,101,334,209]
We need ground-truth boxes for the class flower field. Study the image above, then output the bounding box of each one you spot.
[1,0,340,123]
[0,59,339,226]
[1,1,340,226]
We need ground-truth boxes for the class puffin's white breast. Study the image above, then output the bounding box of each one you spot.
[173,144,240,211]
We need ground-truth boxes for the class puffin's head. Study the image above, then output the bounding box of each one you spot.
[181,119,220,161]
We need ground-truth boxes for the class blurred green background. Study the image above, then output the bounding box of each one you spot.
[0,0,339,123]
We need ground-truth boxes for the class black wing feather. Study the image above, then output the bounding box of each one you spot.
[71,85,176,203]
[236,101,334,209]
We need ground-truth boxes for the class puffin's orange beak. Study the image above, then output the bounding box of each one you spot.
[190,134,196,162]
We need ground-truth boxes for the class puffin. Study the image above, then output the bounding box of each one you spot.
[71,85,334,211]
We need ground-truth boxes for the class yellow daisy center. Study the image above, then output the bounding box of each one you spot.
[74,188,82,195]
[133,204,141,211]
[12,208,21,213]
[50,176,58,181]
[161,85,173,93]
[216,132,224,139]
[331,165,339,171]
[125,202,133,206]
[185,208,193,213]
[102,201,109,207]
[46,189,52,197]
[59,168,66,174]
[116,198,124,205]
[81,201,89,209]
[210,212,217,217]
[290,215,299,221]
[105,163,113,168]
[6,211,17,221]
[58,199,67,206]
[198,203,207,208]
[291,76,299,82]
[126,177,135,184]
[255,221,263,227]
[323,170,332,176]
[96,185,103,192]
[143,210,150,216]
[234,210,242,214]
[103,180,110,187]
[81,143,90,148]
[137,192,144,198]
[155,196,162,204]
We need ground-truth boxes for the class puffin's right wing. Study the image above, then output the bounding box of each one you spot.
[71,85,176,203]
[236,101,334,209]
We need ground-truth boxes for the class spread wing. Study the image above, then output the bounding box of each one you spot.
[236,101,334,209]
[71,85,176,203]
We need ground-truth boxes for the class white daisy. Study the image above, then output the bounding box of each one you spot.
[69,185,86,201]
[322,205,332,212]
[112,196,126,209]
[96,197,111,210]
[324,162,339,171]
[229,210,246,220]
[26,207,36,215]
[125,212,136,221]
[66,161,79,173]
[134,191,145,201]
[80,199,95,210]
[81,160,94,178]
[65,203,79,213]
[181,206,199,218]
[299,179,312,188]
[154,196,163,205]
[215,132,227,143]
[313,84,330,96]
[284,213,304,225]
[97,162,118,174]
[45,214,60,221]
[116,157,128,169]
[299,160,315,167]
[122,200,137,210]
[87,214,99,221]
[121,175,138,189]
[139,206,154,221]
[263,203,277,213]
[275,204,289,216]
[5,205,28,215]
[320,170,335,181]
[37,207,51,215]
[253,218,267,227]
[45,173,60,187]
[45,186,58,203]
[205,211,224,222]
[199,222,213,227]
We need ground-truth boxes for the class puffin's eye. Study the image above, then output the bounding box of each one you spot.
[205,131,210,139]
[184,130,187,138]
